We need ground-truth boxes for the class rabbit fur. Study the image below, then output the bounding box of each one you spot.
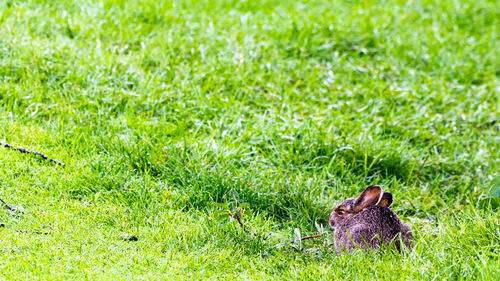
[329,185,413,254]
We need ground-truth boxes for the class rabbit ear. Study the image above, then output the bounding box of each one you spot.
[354,185,383,212]
[378,192,393,207]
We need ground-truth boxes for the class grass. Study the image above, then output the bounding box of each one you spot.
[0,0,499,279]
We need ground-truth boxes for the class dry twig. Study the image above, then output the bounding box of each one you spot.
[1,142,65,167]
[15,230,51,235]
[291,233,324,243]
[231,212,322,243]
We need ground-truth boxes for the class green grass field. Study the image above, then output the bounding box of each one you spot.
[0,0,499,279]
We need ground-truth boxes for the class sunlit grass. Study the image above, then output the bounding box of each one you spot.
[0,0,499,279]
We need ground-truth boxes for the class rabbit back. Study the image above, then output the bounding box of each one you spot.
[334,205,410,253]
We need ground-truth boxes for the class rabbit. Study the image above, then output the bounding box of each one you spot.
[329,185,413,254]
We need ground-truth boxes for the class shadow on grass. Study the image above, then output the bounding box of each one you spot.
[70,136,485,225]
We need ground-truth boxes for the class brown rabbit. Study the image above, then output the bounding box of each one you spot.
[329,185,413,254]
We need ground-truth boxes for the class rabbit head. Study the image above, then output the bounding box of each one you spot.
[329,185,413,253]
[329,185,392,228]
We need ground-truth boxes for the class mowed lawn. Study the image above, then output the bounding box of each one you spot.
[0,0,499,279]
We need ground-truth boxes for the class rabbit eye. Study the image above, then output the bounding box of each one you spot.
[337,210,345,215]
